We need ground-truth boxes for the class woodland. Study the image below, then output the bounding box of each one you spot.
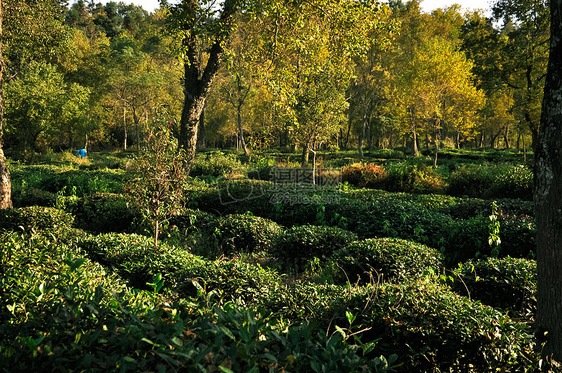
[0,0,559,372]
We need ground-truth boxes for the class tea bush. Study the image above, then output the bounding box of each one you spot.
[385,162,446,194]
[190,151,244,177]
[213,214,283,257]
[344,280,536,372]
[270,225,358,271]
[448,163,533,200]
[169,208,219,236]
[65,193,138,233]
[11,187,57,207]
[0,206,74,234]
[341,162,388,189]
[452,257,537,317]
[1,232,398,373]
[330,238,444,285]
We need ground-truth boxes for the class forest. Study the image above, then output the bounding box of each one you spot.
[0,0,548,161]
[1,0,559,372]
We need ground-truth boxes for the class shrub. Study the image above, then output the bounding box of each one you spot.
[344,280,536,372]
[385,162,446,194]
[0,206,74,234]
[331,238,444,285]
[11,188,57,207]
[452,257,537,317]
[271,225,358,271]
[190,151,244,177]
[213,214,283,257]
[341,162,388,189]
[168,208,219,236]
[66,193,138,233]
[448,163,533,200]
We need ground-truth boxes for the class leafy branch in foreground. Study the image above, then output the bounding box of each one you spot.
[127,120,188,249]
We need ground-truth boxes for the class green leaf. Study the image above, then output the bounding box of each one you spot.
[70,258,87,272]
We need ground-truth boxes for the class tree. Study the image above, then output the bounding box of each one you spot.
[4,61,90,157]
[534,0,562,363]
[253,0,386,164]
[392,36,484,161]
[165,0,240,175]
[490,0,550,152]
[0,0,12,209]
[127,119,188,249]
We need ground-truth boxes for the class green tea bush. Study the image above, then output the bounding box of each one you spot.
[214,214,283,257]
[448,163,533,200]
[190,151,244,177]
[385,162,446,194]
[11,187,57,207]
[271,225,358,271]
[331,238,444,285]
[66,193,138,233]
[0,206,74,234]
[3,231,393,373]
[77,233,284,305]
[344,280,536,372]
[168,208,219,236]
[452,257,537,317]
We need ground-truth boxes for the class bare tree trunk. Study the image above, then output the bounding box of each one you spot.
[535,0,562,363]
[178,0,238,174]
[409,108,419,157]
[0,0,12,209]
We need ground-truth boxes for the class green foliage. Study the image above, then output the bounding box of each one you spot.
[126,125,188,248]
[190,151,244,178]
[345,280,536,372]
[67,193,138,234]
[1,231,402,373]
[213,214,283,257]
[4,61,90,156]
[331,238,444,285]
[271,225,358,271]
[452,257,537,318]
[448,163,533,200]
[0,206,74,234]
[384,162,446,194]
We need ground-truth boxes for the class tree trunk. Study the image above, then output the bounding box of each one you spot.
[301,145,309,166]
[358,115,367,158]
[409,108,419,157]
[197,104,206,149]
[0,0,12,210]
[237,105,249,156]
[535,0,562,363]
[178,0,237,175]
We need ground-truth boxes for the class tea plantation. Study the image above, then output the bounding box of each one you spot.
[0,149,542,372]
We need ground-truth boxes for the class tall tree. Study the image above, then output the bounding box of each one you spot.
[254,0,385,164]
[534,0,562,363]
[491,0,549,151]
[165,0,240,174]
[0,0,13,209]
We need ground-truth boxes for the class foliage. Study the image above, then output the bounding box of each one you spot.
[345,280,536,372]
[4,61,90,157]
[213,214,283,257]
[190,151,244,178]
[451,257,537,318]
[66,193,138,234]
[341,162,388,189]
[271,225,358,271]
[448,163,533,200]
[0,206,74,234]
[1,231,399,373]
[330,237,444,285]
[126,124,188,248]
